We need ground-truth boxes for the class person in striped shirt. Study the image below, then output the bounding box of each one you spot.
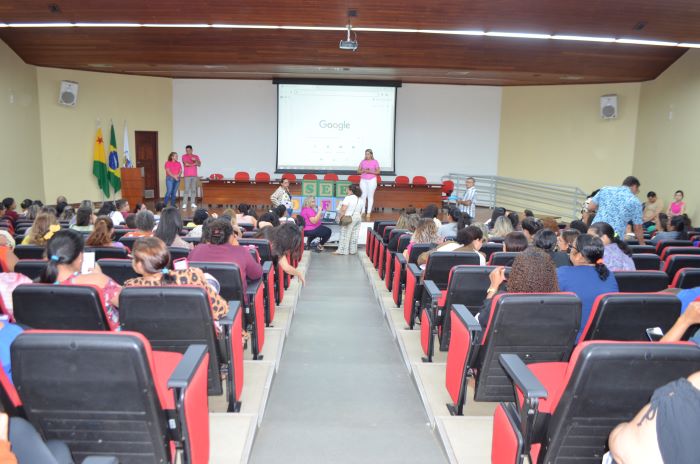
[457,177,477,219]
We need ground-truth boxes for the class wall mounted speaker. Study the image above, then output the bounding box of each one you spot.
[600,94,618,120]
[58,80,79,107]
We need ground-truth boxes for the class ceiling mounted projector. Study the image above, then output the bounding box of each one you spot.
[339,24,358,51]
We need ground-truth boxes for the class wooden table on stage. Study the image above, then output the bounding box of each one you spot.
[201,180,442,209]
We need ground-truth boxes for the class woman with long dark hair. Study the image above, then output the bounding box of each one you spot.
[85,216,125,248]
[557,234,619,340]
[255,222,305,285]
[39,229,121,329]
[154,207,191,249]
[588,222,635,271]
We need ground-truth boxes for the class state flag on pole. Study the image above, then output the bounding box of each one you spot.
[107,122,122,193]
[123,122,133,168]
[92,127,110,197]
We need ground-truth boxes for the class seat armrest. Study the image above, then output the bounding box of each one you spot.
[168,345,208,389]
[407,263,422,279]
[424,280,441,303]
[395,254,407,266]
[452,304,482,333]
[247,279,263,302]
[499,354,548,400]
[220,301,240,326]
[261,261,272,274]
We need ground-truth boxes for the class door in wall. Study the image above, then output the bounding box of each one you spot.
[135,131,159,200]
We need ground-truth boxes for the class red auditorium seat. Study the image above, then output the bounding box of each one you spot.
[302,173,318,180]
[234,171,250,182]
[12,284,115,331]
[663,254,700,281]
[385,234,411,291]
[323,173,339,181]
[488,252,521,267]
[13,259,47,281]
[613,270,669,292]
[84,246,128,260]
[655,239,693,255]
[377,227,407,280]
[631,253,661,270]
[190,262,266,359]
[445,294,580,413]
[209,173,224,180]
[480,243,505,261]
[394,175,409,185]
[120,287,245,412]
[12,245,44,260]
[282,173,297,182]
[412,175,427,185]
[348,175,361,184]
[371,222,396,268]
[97,258,139,285]
[404,252,481,331]
[392,243,435,308]
[422,265,511,360]
[580,293,680,341]
[660,246,700,260]
[238,238,277,322]
[255,172,271,183]
[9,330,210,464]
[441,180,454,196]
[493,342,700,464]
[671,267,700,288]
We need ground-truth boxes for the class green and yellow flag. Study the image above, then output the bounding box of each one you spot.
[107,122,121,193]
[92,127,110,197]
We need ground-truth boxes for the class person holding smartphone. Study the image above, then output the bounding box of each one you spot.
[300,196,331,252]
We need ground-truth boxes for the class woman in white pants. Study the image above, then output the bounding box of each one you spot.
[335,184,363,255]
[357,149,380,220]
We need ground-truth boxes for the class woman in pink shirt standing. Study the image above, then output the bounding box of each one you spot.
[357,148,380,221]
[163,152,182,207]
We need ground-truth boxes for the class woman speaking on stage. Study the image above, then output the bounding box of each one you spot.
[357,149,380,221]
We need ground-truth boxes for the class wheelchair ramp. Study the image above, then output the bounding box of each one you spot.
[250,252,446,463]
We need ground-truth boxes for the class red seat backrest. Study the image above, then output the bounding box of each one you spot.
[395,176,409,185]
[348,175,361,184]
[323,173,339,181]
[442,180,454,194]
[234,171,250,181]
[412,176,427,185]
[302,173,317,180]
[209,173,224,180]
[255,172,271,183]
[282,173,296,182]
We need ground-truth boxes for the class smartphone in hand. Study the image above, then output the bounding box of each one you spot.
[173,257,189,271]
[81,251,96,274]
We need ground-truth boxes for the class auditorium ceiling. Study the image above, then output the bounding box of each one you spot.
[0,0,698,85]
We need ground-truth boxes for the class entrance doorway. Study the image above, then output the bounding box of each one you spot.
[134,131,159,200]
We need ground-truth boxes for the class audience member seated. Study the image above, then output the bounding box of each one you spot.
[507,211,520,230]
[643,190,663,229]
[667,189,686,218]
[258,212,280,229]
[96,200,115,217]
[0,231,18,272]
[255,222,306,286]
[502,231,529,252]
[478,247,559,328]
[220,208,243,237]
[650,215,688,243]
[85,216,125,249]
[660,300,700,345]
[421,204,441,228]
[274,205,294,223]
[68,200,92,226]
[108,199,129,225]
[487,207,506,229]
[569,219,589,234]
[124,214,137,229]
[521,216,544,243]
[69,206,95,233]
[0,319,23,383]
[21,211,59,246]
[19,198,32,217]
[186,208,210,238]
[438,207,463,239]
[541,217,560,234]
[395,207,417,230]
[557,234,619,340]
[388,213,420,251]
[155,207,192,250]
[557,228,581,255]
[403,218,441,260]
[236,203,258,228]
[122,210,155,238]
[489,215,514,240]
[133,202,148,214]
[38,229,121,329]
[188,218,263,292]
[153,200,166,222]
[1,198,18,225]
[607,370,700,464]
[532,229,571,267]
[125,236,229,320]
[0,271,31,315]
[58,205,74,222]
[420,224,486,266]
[588,221,636,271]
[300,197,331,252]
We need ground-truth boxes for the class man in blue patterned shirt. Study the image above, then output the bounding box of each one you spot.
[586,176,646,245]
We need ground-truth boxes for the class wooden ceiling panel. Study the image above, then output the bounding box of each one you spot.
[0,1,694,85]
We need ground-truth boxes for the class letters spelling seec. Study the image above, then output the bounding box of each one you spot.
[319,120,351,131]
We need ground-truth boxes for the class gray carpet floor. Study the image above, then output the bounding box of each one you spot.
[249,252,447,463]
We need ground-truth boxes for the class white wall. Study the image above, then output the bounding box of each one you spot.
[173,80,501,181]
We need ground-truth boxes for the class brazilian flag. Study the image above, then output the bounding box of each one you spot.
[92,127,110,197]
[107,123,121,193]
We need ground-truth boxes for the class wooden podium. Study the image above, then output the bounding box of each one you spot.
[120,168,144,207]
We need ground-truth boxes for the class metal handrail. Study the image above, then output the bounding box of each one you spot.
[442,174,587,221]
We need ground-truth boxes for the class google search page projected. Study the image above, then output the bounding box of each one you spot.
[277,83,396,173]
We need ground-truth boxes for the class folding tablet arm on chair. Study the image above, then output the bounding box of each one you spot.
[167,344,209,464]
[218,301,242,412]
[421,279,442,362]
[499,353,549,464]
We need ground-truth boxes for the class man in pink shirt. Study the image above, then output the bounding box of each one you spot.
[181,145,201,209]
